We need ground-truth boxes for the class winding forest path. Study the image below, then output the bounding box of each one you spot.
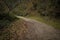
[16,16,60,40]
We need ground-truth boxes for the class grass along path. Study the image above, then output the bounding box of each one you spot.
[27,16,60,29]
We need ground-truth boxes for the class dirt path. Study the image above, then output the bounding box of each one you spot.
[16,16,60,40]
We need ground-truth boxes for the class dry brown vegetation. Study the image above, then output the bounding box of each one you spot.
[0,19,26,40]
[0,17,60,40]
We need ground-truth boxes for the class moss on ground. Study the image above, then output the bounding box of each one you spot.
[26,16,60,29]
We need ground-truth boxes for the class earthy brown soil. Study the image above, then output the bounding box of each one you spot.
[0,17,60,40]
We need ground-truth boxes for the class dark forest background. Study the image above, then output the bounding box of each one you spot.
[0,0,60,29]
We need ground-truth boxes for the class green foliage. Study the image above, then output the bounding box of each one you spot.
[0,0,60,29]
[0,0,19,29]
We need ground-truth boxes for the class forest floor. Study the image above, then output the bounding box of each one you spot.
[15,16,60,40]
[0,16,60,40]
